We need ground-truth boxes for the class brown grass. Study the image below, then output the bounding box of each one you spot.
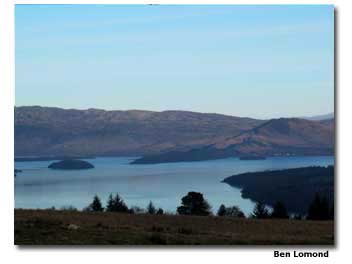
[14,209,334,245]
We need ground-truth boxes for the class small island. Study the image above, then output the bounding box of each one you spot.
[48,159,94,170]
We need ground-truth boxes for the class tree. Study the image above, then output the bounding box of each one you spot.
[105,193,129,213]
[147,201,156,215]
[106,194,115,212]
[307,193,330,220]
[156,208,164,215]
[224,206,245,218]
[270,201,289,219]
[251,201,269,219]
[217,204,245,218]
[329,203,334,220]
[177,191,211,216]
[217,204,226,216]
[89,194,104,212]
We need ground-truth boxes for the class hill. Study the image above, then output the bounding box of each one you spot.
[132,118,334,164]
[303,113,334,121]
[15,106,263,157]
[222,166,334,214]
[15,209,334,245]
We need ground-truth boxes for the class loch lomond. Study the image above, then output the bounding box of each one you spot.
[15,156,334,215]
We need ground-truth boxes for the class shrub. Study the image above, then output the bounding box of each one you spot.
[130,206,145,214]
[225,206,245,218]
[82,206,93,212]
[60,205,77,211]
[217,204,245,218]
[156,208,164,215]
[217,204,226,216]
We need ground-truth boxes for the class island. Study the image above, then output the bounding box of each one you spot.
[239,156,266,160]
[130,147,231,164]
[222,166,334,214]
[48,160,95,170]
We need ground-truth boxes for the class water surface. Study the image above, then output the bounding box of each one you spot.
[15,156,334,215]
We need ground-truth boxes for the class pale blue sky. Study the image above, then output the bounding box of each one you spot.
[15,5,334,119]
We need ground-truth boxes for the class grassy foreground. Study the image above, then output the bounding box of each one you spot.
[15,209,334,245]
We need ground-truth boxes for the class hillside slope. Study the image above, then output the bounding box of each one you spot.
[15,106,263,157]
[222,166,334,214]
[132,118,334,164]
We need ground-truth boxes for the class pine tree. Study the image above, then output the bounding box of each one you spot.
[106,193,115,212]
[89,194,104,212]
[270,201,289,219]
[113,193,128,212]
[147,201,156,215]
[251,201,269,219]
[307,193,330,220]
[105,193,129,213]
[329,203,334,220]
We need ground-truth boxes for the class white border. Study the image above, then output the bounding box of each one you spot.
[1,1,351,263]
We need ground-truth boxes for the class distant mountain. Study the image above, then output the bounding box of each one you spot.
[302,113,334,121]
[132,118,334,164]
[15,106,264,157]
[319,118,334,127]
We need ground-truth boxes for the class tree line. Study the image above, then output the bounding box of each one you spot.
[78,191,334,220]
[84,193,164,215]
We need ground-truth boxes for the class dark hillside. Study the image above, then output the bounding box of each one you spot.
[223,166,334,214]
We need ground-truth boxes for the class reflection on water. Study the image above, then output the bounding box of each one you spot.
[15,156,334,215]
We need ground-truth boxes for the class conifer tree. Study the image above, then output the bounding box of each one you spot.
[89,194,104,212]
[251,201,269,219]
[270,201,289,219]
[147,201,156,215]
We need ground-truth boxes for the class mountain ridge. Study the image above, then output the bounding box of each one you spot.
[301,113,334,121]
[15,106,334,162]
[132,118,334,164]
[15,106,264,157]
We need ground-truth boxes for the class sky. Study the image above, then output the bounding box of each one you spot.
[15,5,334,119]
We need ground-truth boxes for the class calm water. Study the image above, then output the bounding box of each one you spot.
[15,156,334,215]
